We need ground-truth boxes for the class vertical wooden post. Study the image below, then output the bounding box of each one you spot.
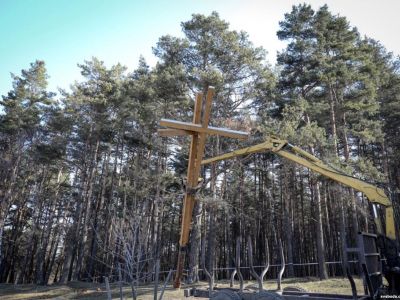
[174,89,216,288]
[157,86,248,288]
[173,92,204,288]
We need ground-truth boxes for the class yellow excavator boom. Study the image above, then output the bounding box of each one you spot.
[201,136,396,240]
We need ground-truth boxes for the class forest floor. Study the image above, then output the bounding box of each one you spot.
[0,277,365,300]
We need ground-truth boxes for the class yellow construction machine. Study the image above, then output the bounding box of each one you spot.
[201,136,400,296]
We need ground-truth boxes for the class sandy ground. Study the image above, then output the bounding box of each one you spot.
[0,277,365,300]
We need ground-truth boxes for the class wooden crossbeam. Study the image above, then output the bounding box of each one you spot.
[159,119,248,140]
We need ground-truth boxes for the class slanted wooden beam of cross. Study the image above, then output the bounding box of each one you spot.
[158,86,248,288]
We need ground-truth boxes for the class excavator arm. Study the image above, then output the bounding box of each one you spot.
[201,136,396,240]
[202,135,400,294]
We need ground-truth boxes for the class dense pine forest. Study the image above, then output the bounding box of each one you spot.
[1,5,399,288]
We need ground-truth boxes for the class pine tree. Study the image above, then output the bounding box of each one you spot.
[0,61,55,279]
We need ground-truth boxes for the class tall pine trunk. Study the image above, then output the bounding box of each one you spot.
[312,179,328,280]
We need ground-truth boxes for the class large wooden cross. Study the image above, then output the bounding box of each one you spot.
[158,86,248,288]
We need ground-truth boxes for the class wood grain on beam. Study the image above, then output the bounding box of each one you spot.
[159,119,248,140]
[157,129,191,137]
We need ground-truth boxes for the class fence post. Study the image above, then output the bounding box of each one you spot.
[118,263,123,300]
[105,276,112,300]
[277,239,285,291]
[154,259,160,300]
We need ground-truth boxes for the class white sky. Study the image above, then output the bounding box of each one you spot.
[219,0,400,63]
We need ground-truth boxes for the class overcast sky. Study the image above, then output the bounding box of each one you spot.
[1,0,400,96]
